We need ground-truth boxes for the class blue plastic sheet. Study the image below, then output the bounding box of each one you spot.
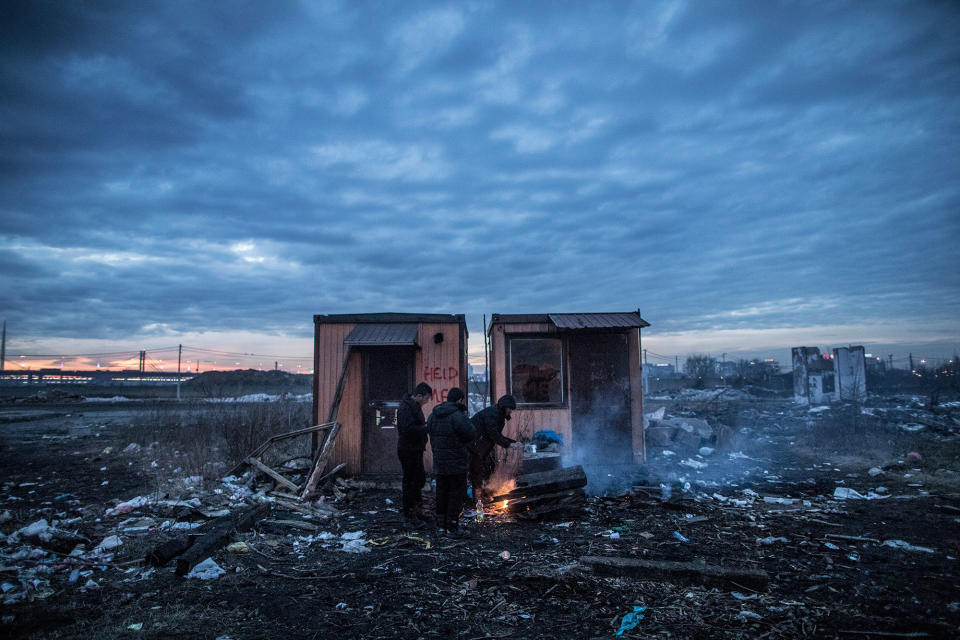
[616,605,646,636]
[533,429,563,448]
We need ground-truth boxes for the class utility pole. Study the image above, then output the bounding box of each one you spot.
[275,361,278,371]
[643,349,647,364]
[176,344,182,401]
[909,353,914,372]
[675,355,679,373]
[1,320,6,375]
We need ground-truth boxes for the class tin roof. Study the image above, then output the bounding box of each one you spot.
[343,323,419,346]
[549,312,650,329]
[488,311,650,331]
[315,313,464,325]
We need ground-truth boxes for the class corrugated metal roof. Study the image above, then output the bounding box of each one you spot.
[548,312,650,329]
[316,313,464,325]
[343,323,419,346]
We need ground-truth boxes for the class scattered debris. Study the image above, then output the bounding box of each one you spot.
[186,558,226,580]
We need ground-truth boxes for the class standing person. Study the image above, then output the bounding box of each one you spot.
[468,395,518,502]
[426,387,476,537]
[397,381,433,524]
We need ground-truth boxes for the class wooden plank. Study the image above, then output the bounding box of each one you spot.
[582,556,769,590]
[327,346,353,423]
[317,462,347,485]
[175,503,270,576]
[245,457,299,493]
[300,421,342,500]
[269,422,335,443]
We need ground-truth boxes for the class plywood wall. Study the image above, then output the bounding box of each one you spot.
[416,323,464,472]
[313,323,363,473]
[314,321,465,475]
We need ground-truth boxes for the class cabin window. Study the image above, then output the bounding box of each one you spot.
[508,336,564,406]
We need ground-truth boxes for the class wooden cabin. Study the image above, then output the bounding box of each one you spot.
[487,312,650,465]
[313,313,468,476]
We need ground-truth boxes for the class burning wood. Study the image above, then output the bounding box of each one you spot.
[490,465,588,519]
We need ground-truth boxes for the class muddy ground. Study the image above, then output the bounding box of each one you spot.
[1,393,959,639]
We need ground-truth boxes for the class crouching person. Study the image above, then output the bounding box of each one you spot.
[397,381,433,525]
[427,387,476,537]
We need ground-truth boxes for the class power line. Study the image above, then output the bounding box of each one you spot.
[11,346,180,358]
[181,345,309,359]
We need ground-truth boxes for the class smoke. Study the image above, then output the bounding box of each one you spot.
[563,386,638,495]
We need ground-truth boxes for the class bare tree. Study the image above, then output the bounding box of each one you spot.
[685,354,717,388]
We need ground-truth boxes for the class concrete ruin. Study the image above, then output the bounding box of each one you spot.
[791,345,866,404]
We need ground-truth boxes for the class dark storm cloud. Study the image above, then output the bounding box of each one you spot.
[1,0,958,356]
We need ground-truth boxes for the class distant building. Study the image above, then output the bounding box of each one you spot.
[643,362,677,378]
[792,345,866,404]
[715,361,737,378]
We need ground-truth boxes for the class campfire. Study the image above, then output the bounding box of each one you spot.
[486,466,587,519]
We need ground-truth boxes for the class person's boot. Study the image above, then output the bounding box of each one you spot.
[403,512,425,529]
[414,506,434,524]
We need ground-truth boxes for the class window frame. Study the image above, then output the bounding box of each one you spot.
[506,333,567,408]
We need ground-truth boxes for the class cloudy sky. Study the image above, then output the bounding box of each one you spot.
[1,0,958,372]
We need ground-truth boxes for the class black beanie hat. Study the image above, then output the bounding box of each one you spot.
[497,394,517,410]
[447,387,464,403]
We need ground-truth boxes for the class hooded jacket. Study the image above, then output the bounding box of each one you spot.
[427,401,476,475]
[396,393,427,453]
[468,405,516,459]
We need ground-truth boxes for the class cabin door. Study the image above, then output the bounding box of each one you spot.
[568,332,633,464]
[362,347,414,474]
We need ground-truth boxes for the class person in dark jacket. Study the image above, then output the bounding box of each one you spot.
[468,395,518,501]
[397,381,433,522]
[426,387,476,536]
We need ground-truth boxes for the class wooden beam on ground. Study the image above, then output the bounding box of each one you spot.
[175,502,270,576]
[145,536,197,567]
[515,491,587,520]
[501,488,585,513]
[300,421,342,500]
[491,465,588,501]
[582,556,769,590]
[245,456,300,493]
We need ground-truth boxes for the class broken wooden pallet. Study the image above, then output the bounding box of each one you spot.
[225,421,341,500]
